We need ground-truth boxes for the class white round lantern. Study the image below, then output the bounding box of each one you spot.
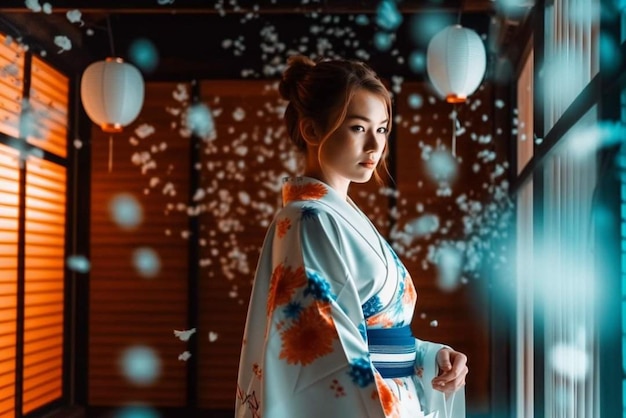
[80,57,144,133]
[426,25,486,103]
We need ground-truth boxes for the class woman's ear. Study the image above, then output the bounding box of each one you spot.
[299,118,321,146]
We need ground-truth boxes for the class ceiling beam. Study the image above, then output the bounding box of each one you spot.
[0,0,495,14]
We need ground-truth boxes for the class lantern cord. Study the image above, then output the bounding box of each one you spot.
[108,135,113,173]
[457,0,463,24]
[451,104,457,157]
[106,15,116,57]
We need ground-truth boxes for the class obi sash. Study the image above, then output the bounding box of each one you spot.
[366,325,416,378]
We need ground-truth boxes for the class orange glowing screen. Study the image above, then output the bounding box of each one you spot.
[22,157,66,414]
[0,30,68,415]
[0,34,23,140]
[0,144,19,417]
[27,56,68,158]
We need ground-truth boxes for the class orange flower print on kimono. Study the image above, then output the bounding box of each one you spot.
[279,302,337,365]
[276,217,291,238]
[282,180,328,205]
[266,263,306,318]
[402,275,417,306]
[373,372,401,418]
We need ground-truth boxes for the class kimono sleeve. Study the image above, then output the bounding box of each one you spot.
[415,339,466,418]
[236,203,388,418]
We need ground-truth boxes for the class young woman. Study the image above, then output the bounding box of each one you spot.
[236,55,468,418]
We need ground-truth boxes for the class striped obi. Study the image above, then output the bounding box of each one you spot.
[366,325,417,378]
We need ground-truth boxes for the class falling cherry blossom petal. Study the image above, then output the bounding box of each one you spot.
[24,0,42,12]
[173,328,196,342]
[66,9,84,25]
[54,36,72,53]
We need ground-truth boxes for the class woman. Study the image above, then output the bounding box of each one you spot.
[236,55,468,418]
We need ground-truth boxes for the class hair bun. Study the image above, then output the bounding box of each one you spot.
[278,55,316,100]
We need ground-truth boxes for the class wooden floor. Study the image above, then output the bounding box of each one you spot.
[40,406,234,418]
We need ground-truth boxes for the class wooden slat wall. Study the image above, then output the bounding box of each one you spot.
[0,34,22,139]
[23,157,66,414]
[89,82,191,407]
[0,145,20,418]
[196,80,292,409]
[27,57,69,158]
[395,83,496,412]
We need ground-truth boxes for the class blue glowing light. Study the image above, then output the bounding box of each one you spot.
[599,32,622,74]
[408,51,426,74]
[109,193,143,230]
[435,243,463,292]
[373,31,394,52]
[66,254,90,273]
[568,121,626,157]
[114,405,160,418]
[376,0,402,31]
[408,93,424,109]
[425,149,458,182]
[408,14,455,46]
[132,247,161,279]
[355,14,369,26]
[549,342,590,381]
[119,346,161,386]
[406,214,439,238]
[128,38,159,74]
[186,103,215,140]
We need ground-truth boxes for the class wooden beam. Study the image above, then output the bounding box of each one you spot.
[0,0,495,14]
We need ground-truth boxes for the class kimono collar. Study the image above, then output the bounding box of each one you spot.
[282,176,341,207]
[281,176,382,249]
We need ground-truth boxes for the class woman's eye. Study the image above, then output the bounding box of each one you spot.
[351,126,365,133]
[377,127,388,134]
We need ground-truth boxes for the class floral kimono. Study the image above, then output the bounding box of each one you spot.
[236,177,465,418]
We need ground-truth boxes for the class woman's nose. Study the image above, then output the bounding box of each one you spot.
[365,130,382,152]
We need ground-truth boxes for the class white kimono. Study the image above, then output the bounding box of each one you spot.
[236,176,465,418]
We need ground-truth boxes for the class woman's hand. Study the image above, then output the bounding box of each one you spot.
[432,348,468,394]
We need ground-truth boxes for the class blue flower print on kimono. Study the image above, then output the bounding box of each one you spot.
[236,177,465,418]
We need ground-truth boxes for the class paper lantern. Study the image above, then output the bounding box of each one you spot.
[80,57,144,133]
[426,25,486,103]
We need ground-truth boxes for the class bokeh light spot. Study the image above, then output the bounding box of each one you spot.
[425,148,458,182]
[405,214,440,238]
[109,193,143,230]
[132,247,161,279]
[376,0,403,31]
[185,103,215,140]
[599,32,622,74]
[408,93,424,109]
[435,243,464,292]
[128,38,159,74]
[408,14,455,46]
[66,254,90,273]
[373,31,394,51]
[549,342,590,380]
[408,50,426,74]
[355,14,369,26]
[119,346,161,386]
[114,405,161,418]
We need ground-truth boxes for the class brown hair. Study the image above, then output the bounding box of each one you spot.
[278,55,392,183]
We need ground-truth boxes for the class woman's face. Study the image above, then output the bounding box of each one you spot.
[318,88,388,190]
